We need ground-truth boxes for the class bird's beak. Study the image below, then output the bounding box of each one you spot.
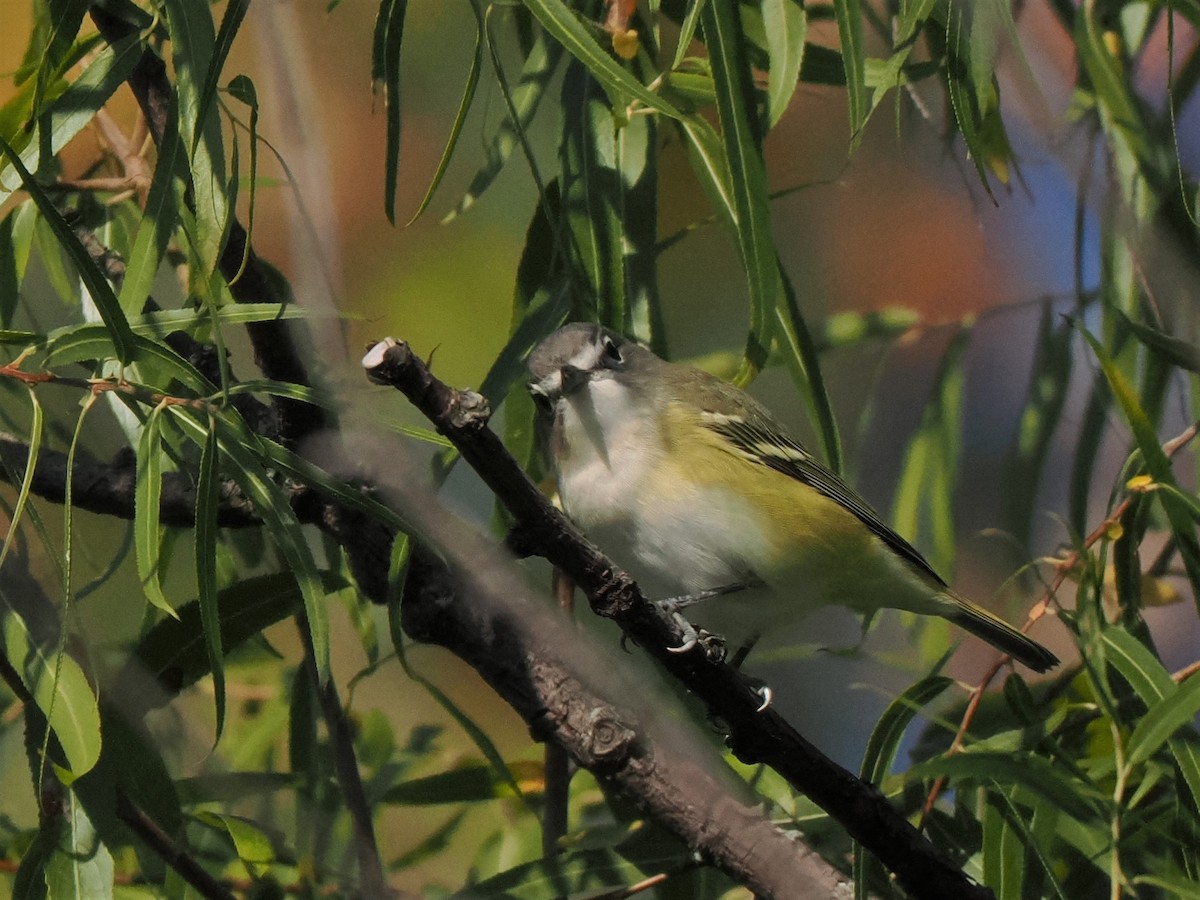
[559,365,588,395]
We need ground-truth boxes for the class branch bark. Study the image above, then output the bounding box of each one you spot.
[362,337,995,900]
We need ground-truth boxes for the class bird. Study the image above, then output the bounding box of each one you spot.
[526,322,1059,673]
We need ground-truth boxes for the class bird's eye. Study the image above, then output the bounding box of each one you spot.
[601,338,622,366]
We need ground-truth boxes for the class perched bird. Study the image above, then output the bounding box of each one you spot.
[527,322,1058,673]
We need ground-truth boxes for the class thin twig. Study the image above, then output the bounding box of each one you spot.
[921,419,1200,822]
[115,792,236,900]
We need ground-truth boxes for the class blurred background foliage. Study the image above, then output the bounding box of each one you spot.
[0,0,1198,897]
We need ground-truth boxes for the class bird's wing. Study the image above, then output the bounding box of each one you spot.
[701,412,948,587]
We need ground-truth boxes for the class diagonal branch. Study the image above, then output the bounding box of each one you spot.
[361,336,994,900]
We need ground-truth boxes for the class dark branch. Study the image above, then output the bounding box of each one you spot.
[0,434,258,528]
[363,337,995,900]
[115,793,236,900]
[88,3,323,447]
[375,477,846,897]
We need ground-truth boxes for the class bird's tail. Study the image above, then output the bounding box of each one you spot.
[943,592,1059,673]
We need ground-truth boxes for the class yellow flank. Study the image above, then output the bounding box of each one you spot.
[659,401,926,614]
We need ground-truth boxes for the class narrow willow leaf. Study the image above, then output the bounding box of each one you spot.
[775,264,842,471]
[907,750,1104,822]
[447,23,561,222]
[125,573,336,707]
[0,137,136,363]
[1069,371,1112,535]
[1102,628,1200,809]
[982,786,1024,900]
[42,330,212,395]
[194,812,274,870]
[1118,310,1200,374]
[1125,673,1200,772]
[405,0,482,224]
[258,437,409,533]
[861,674,954,786]
[560,59,625,323]
[224,378,333,407]
[170,410,331,684]
[3,610,102,781]
[373,0,408,223]
[1077,325,1200,608]
[892,324,971,577]
[382,760,544,805]
[854,670,953,897]
[0,202,38,325]
[117,100,185,317]
[389,601,530,809]
[0,389,43,574]
[762,0,806,126]
[672,0,709,71]
[43,793,114,900]
[521,0,687,121]
[175,772,294,804]
[163,0,228,274]
[134,403,178,618]
[833,0,866,141]
[195,415,224,739]
[0,35,143,204]
[191,0,250,156]
[1004,305,1073,546]
[701,0,778,379]
[225,74,260,284]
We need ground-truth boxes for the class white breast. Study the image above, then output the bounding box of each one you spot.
[554,379,759,599]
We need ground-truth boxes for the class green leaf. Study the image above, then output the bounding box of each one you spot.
[1118,310,1200,374]
[1,35,143,205]
[169,410,331,684]
[701,0,778,380]
[1004,305,1073,546]
[907,750,1104,822]
[559,59,626,324]
[163,0,228,273]
[861,674,954,786]
[175,771,294,805]
[446,19,560,221]
[381,760,542,805]
[762,0,806,126]
[1126,672,1200,771]
[43,793,114,900]
[3,610,102,780]
[195,415,225,740]
[134,403,178,619]
[775,263,843,471]
[224,74,259,284]
[833,0,866,141]
[117,97,185,318]
[405,0,483,224]
[0,389,43,575]
[891,323,971,578]
[191,0,249,156]
[373,0,408,223]
[521,0,687,121]
[982,786,1023,900]
[0,136,137,364]
[123,572,339,709]
[671,0,708,71]
[1077,324,1200,609]
[0,201,39,324]
[194,812,275,870]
